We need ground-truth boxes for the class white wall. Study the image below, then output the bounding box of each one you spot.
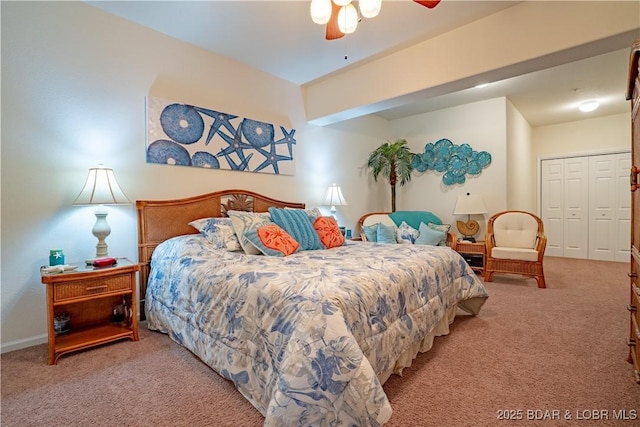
[506,99,535,212]
[389,97,509,239]
[0,2,386,351]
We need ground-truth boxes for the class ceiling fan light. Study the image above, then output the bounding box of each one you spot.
[333,0,352,6]
[359,0,381,18]
[310,0,332,24]
[337,4,358,34]
[578,100,599,112]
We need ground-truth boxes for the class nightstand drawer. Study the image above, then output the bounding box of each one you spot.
[54,273,132,302]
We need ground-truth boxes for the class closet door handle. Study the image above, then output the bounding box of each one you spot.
[632,166,640,192]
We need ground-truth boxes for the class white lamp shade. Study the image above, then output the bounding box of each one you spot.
[333,0,352,6]
[73,165,130,205]
[337,4,358,34]
[310,0,332,24]
[359,0,382,18]
[323,183,348,207]
[453,194,487,215]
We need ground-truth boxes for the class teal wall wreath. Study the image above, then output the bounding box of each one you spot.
[412,138,491,185]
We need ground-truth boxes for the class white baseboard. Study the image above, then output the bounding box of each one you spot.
[1,334,47,354]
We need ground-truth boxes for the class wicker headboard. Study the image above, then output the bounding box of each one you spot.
[136,189,305,319]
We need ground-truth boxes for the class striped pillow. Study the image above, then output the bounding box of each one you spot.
[268,208,324,251]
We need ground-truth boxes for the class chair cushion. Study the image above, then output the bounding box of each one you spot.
[389,211,442,230]
[491,247,539,262]
[493,213,538,249]
[362,214,396,228]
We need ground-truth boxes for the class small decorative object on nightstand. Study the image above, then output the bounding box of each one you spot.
[455,240,486,274]
[40,258,139,365]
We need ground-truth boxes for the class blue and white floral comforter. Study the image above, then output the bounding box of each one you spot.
[146,235,488,426]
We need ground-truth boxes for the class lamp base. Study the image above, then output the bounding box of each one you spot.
[92,207,111,258]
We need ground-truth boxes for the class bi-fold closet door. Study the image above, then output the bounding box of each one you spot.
[541,152,631,262]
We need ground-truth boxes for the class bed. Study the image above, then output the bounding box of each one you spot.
[137,189,489,426]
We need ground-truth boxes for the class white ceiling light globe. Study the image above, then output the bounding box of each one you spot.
[359,0,382,18]
[338,4,358,34]
[310,0,332,24]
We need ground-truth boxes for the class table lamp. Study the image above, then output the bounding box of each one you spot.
[73,164,130,258]
[323,183,347,219]
[452,193,487,243]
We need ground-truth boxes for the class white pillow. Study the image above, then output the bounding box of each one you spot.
[396,221,419,244]
[227,211,273,255]
[189,217,242,251]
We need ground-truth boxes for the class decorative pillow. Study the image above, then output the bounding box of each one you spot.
[227,210,273,255]
[268,208,324,251]
[361,223,379,242]
[286,206,322,222]
[377,223,397,244]
[396,221,419,244]
[188,217,242,251]
[389,211,442,230]
[313,216,345,249]
[415,222,446,246]
[245,224,299,257]
[426,222,451,246]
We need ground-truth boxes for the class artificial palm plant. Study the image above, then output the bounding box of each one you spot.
[366,138,415,212]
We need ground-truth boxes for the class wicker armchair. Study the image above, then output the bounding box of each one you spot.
[484,210,547,288]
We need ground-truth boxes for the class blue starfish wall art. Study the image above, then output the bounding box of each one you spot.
[412,138,491,185]
[147,96,296,175]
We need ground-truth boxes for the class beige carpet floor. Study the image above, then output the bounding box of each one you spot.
[2,256,639,426]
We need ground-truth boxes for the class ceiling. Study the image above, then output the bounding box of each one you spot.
[88,1,636,127]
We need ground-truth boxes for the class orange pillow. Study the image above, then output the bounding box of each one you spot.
[255,224,299,256]
[313,217,345,249]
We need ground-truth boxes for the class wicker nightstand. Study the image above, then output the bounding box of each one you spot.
[455,241,485,274]
[41,258,139,364]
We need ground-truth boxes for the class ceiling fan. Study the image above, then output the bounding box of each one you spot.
[319,0,441,41]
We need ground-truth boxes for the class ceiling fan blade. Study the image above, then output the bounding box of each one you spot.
[325,1,344,40]
[413,0,441,8]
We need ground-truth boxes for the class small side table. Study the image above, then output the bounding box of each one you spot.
[41,258,139,365]
[455,241,486,274]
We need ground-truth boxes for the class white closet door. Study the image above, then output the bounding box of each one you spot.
[589,154,616,260]
[563,157,589,259]
[541,159,564,257]
[616,153,632,262]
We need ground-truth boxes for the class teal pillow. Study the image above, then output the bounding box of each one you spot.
[362,223,379,242]
[415,222,446,246]
[268,207,324,250]
[377,223,397,244]
[389,211,442,230]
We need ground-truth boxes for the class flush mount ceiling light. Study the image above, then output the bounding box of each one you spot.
[578,100,599,112]
[311,0,440,40]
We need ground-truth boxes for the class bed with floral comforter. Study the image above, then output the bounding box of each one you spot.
[145,233,488,426]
